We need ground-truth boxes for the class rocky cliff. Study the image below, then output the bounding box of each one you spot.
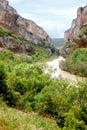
[62,5,87,57]
[0,0,52,45]
[0,36,34,54]
[64,5,87,42]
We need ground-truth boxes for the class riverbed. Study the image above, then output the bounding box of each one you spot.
[46,56,80,81]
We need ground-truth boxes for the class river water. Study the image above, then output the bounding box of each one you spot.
[46,56,80,81]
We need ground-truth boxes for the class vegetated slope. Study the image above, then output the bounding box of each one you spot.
[52,38,64,48]
[0,100,59,130]
[0,26,56,59]
[60,48,87,77]
[0,50,87,129]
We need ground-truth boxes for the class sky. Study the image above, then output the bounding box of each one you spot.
[8,0,87,38]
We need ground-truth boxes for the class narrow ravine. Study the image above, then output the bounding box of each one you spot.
[46,56,81,81]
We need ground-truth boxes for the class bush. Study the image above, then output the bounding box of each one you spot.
[0,49,87,129]
[72,48,87,63]
[79,25,87,37]
[34,79,69,127]
[0,62,7,98]
[60,48,87,77]
[64,109,86,130]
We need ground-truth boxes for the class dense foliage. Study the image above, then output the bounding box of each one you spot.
[79,25,87,37]
[60,48,87,77]
[0,50,51,107]
[0,50,87,129]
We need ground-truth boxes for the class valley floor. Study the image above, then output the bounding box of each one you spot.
[46,56,81,81]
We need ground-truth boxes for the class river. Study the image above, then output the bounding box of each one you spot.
[46,56,81,81]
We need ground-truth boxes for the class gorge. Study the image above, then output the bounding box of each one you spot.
[0,0,53,54]
[0,1,87,129]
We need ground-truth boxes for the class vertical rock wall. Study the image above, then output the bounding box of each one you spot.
[64,5,87,43]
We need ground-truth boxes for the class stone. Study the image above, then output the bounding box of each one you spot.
[62,5,87,57]
[0,36,34,54]
[0,0,52,45]
[64,5,87,43]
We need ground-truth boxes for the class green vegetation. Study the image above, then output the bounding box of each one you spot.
[30,46,54,62]
[0,99,59,130]
[34,79,87,129]
[0,50,87,129]
[0,25,55,62]
[0,50,51,107]
[0,25,87,129]
[38,41,55,53]
[79,25,87,37]
[0,26,21,39]
[0,26,56,55]
[60,48,87,77]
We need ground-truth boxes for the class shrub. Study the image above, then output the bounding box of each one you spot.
[72,48,87,63]
[34,79,69,127]
[0,62,7,98]
[60,48,87,77]
[79,25,87,37]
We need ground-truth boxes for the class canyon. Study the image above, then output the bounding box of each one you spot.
[0,0,53,54]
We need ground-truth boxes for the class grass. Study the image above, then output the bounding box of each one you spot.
[0,100,59,130]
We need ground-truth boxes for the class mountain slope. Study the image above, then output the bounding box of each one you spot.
[0,0,52,45]
[61,5,87,57]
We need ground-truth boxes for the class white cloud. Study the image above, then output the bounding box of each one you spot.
[8,0,24,4]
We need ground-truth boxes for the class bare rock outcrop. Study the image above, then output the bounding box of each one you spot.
[62,5,87,57]
[0,36,34,54]
[0,0,52,45]
[64,5,87,43]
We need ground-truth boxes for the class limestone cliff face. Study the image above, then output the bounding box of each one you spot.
[62,5,87,57]
[0,36,34,54]
[64,5,87,43]
[0,0,52,45]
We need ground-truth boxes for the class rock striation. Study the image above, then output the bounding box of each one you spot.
[0,0,52,45]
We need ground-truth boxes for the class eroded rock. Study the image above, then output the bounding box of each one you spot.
[62,5,87,57]
[0,0,52,45]
[64,5,87,43]
[0,36,34,54]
